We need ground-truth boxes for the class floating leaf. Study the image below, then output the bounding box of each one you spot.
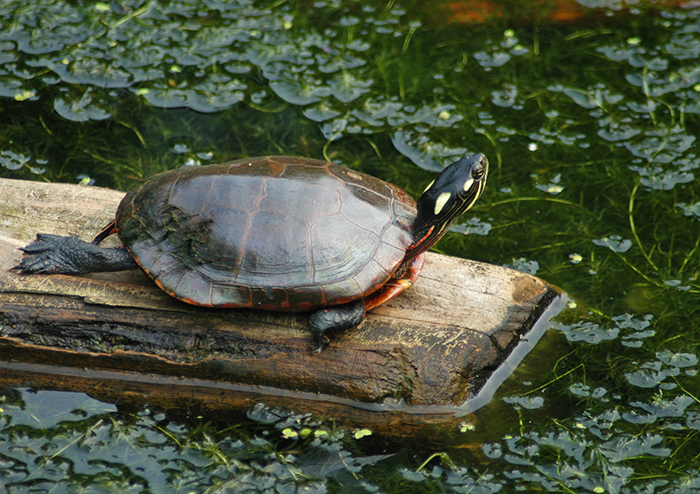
[354,428,372,439]
[593,235,632,253]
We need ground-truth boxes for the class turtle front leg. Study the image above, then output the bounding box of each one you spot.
[362,253,425,311]
[308,254,425,352]
[309,299,366,352]
[15,233,138,274]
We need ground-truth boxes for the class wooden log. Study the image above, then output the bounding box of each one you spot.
[0,177,560,427]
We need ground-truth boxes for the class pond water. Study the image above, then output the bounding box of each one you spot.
[2,0,700,492]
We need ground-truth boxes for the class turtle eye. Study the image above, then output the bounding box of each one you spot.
[472,166,486,181]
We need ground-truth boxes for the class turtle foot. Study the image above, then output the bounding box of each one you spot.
[14,233,137,275]
[309,299,366,352]
[15,234,91,274]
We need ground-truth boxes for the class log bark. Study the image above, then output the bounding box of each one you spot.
[0,177,560,426]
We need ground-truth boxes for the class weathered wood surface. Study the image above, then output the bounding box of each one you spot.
[0,177,559,420]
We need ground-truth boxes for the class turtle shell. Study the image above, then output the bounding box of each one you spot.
[115,156,417,311]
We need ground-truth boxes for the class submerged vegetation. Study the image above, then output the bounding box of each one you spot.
[2,0,700,491]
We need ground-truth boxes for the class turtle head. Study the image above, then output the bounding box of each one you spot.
[405,153,488,260]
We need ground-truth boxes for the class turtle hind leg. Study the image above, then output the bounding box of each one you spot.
[309,299,366,352]
[14,233,138,274]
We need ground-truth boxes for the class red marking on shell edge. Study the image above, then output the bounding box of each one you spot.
[296,302,316,311]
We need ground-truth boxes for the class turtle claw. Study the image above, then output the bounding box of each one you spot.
[312,335,331,354]
[15,234,85,274]
[14,233,137,275]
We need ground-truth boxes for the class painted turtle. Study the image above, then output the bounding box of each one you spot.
[16,154,488,349]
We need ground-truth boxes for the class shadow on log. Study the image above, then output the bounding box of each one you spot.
[0,177,562,433]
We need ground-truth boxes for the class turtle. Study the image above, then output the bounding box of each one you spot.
[15,154,488,349]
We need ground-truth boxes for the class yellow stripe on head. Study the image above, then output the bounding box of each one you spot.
[434,191,451,215]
